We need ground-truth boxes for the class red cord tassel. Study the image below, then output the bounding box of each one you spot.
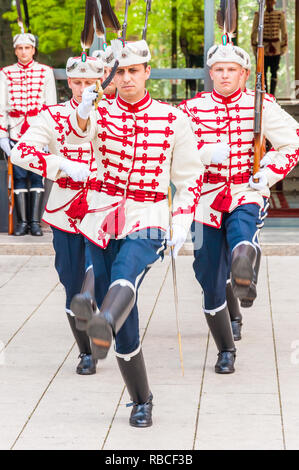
[101,199,126,237]
[210,186,232,213]
[65,192,89,221]
[20,117,30,135]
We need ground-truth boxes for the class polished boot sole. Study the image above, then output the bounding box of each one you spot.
[87,316,112,360]
[76,365,97,375]
[231,255,254,298]
[215,366,235,374]
[70,293,95,331]
[129,420,153,428]
[240,283,257,308]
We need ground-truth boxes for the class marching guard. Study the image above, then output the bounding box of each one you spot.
[179,43,299,373]
[63,37,230,427]
[11,54,105,375]
[0,31,57,236]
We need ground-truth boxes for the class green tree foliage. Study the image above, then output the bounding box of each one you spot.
[3,0,295,99]
[3,0,85,54]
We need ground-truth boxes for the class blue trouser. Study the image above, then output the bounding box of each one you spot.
[52,227,93,311]
[11,139,43,190]
[193,203,265,312]
[87,229,165,355]
[13,164,43,189]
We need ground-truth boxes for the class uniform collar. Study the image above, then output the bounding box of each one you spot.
[117,91,152,113]
[70,97,79,108]
[105,93,116,100]
[17,59,34,70]
[211,88,242,104]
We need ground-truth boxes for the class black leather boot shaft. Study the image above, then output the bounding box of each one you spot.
[66,313,92,355]
[205,306,236,353]
[270,78,277,96]
[100,283,135,335]
[116,349,150,404]
[81,267,95,299]
[30,190,44,236]
[226,282,242,322]
[240,246,261,308]
[231,244,256,298]
[116,349,152,427]
[14,191,29,236]
[86,283,135,360]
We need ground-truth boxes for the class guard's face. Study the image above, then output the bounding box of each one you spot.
[15,44,35,64]
[210,62,244,96]
[101,66,116,96]
[68,77,98,103]
[114,64,151,102]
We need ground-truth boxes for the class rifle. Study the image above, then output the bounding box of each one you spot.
[6,125,14,235]
[142,0,152,41]
[253,0,265,181]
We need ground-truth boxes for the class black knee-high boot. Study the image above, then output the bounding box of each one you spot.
[226,282,243,341]
[205,306,236,374]
[270,77,278,96]
[66,313,97,375]
[71,266,96,331]
[30,189,44,236]
[116,349,153,427]
[231,243,256,300]
[14,191,29,236]
[72,281,135,360]
[240,246,261,308]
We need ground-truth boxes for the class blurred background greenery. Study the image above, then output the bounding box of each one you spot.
[0,0,295,101]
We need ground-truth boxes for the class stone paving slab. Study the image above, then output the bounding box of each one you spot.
[0,255,299,450]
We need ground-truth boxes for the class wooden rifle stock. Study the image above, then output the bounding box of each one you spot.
[253,0,265,183]
[7,155,14,235]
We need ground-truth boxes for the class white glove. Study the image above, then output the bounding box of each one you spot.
[260,154,272,168]
[166,224,187,259]
[0,137,11,156]
[249,170,268,191]
[211,142,230,164]
[77,84,98,120]
[59,159,90,182]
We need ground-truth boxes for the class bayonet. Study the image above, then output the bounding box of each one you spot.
[122,0,131,42]
[142,0,152,41]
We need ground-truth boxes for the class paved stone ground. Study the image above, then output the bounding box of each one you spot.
[0,254,299,450]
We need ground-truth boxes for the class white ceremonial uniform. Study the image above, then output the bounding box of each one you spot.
[66,91,210,248]
[11,98,97,233]
[179,88,299,229]
[0,60,57,141]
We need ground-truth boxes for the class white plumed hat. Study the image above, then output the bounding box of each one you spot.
[207,44,246,68]
[92,46,116,68]
[66,55,104,78]
[117,40,151,67]
[13,33,36,48]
